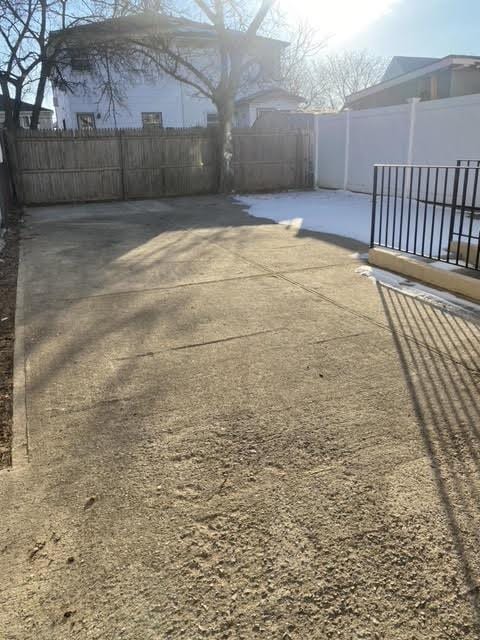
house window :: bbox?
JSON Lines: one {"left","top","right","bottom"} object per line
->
{"left": 142, "top": 112, "right": 163, "bottom": 128}
{"left": 20, "top": 115, "right": 31, "bottom": 129}
{"left": 77, "top": 113, "right": 96, "bottom": 130}
{"left": 256, "top": 108, "right": 277, "bottom": 119}
{"left": 70, "top": 50, "right": 92, "bottom": 72}
{"left": 206, "top": 112, "right": 219, "bottom": 127}
{"left": 259, "top": 53, "right": 280, "bottom": 81}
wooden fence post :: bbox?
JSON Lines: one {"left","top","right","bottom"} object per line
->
{"left": 118, "top": 129, "right": 126, "bottom": 200}
{"left": 4, "top": 130, "right": 24, "bottom": 209}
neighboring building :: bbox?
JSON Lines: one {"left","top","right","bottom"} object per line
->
{"left": 381, "top": 56, "right": 440, "bottom": 82}
{"left": 234, "top": 88, "right": 304, "bottom": 127}
{"left": 252, "top": 109, "right": 316, "bottom": 130}
{"left": 0, "top": 96, "right": 53, "bottom": 128}
{"left": 50, "top": 13, "right": 304, "bottom": 130}
{"left": 345, "top": 55, "right": 480, "bottom": 110}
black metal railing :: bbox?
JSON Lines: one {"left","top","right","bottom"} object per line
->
{"left": 370, "top": 163, "right": 480, "bottom": 271}
{"left": 458, "top": 159, "right": 480, "bottom": 168}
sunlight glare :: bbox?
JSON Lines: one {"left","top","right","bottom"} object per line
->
{"left": 278, "top": 0, "right": 401, "bottom": 44}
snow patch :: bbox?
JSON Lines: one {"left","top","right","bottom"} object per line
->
{"left": 236, "top": 189, "right": 480, "bottom": 258}
{"left": 356, "top": 264, "right": 480, "bottom": 317}
{"left": 236, "top": 190, "right": 372, "bottom": 243}
{"left": 236, "top": 189, "right": 480, "bottom": 318}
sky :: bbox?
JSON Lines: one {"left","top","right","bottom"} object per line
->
{"left": 42, "top": 0, "right": 480, "bottom": 110}
{"left": 279, "top": 0, "right": 480, "bottom": 59}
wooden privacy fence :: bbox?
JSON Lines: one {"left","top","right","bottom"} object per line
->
{"left": 10, "top": 127, "right": 313, "bottom": 205}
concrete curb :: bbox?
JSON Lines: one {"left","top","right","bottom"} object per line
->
{"left": 11, "top": 240, "right": 29, "bottom": 468}
{"left": 368, "top": 247, "right": 480, "bottom": 304}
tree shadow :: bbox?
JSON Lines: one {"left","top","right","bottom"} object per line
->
{"left": 6, "top": 194, "right": 480, "bottom": 636}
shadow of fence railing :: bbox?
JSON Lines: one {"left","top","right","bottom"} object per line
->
{"left": 378, "top": 282, "right": 480, "bottom": 624}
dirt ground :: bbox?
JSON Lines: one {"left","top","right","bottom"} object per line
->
{"left": 0, "top": 210, "right": 19, "bottom": 468}
{"left": 0, "top": 196, "right": 480, "bottom": 639}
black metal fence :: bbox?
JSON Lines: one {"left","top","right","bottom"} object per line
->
{"left": 370, "top": 163, "right": 480, "bottom": 271}
{"left": 458, "top": 159, "right": 480, "bottom": 169}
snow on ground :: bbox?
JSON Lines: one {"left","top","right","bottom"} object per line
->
{"left": 357, "top": 265, "right": 480, "bottom": 318}
{"left": 236, "top": 189, "right": 480, "bottom": 317}
{"left": 236, "top": 189, "right": 480, "bottom": 259}
{"left": 236, "top": 190, "right": 372, "bottom": 244}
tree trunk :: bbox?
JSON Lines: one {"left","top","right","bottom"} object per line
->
{"left": 30, "top": 64, "right": 49, "bottom": 130}
{"left": 217, "top": 97, "right": 235, "bottom": 194}
{"left": 12, "top": 83, "right": 22, "bottom": 129}
{"left": 4, "top": 129, "right": 24, "bottom": 208}
{"left": 0, "top": 80, "right": 14, "bottom": 130}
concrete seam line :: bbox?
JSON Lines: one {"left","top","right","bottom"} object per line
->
{"left": 59, "top": 271, "right": 275, "bottom": 302}
{"left": 275, "top": 272, "right": 480, "bottom": 374}
{"left": 171, "top": 327, "right": 287, "bottom": 351}
{"left": 12, "top": 238, "right": 29, "bottom": 469}
{"left": 56, "top": 264, "right": 351, "bottom": 304}
{"left": 183, "top": 226, "right": 479, "bottom": 374}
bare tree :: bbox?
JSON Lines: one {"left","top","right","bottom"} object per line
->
{"left": 133, "top": 0, "right": 277, "bottom": 192}
{"left": 48, "top": 1, "right": 279, "bottom": 190}
{"left": 2, "top": 0, "right": 288, "bottom": 192}
{"left": 279, "top": 20, "right": 325, "bottom": 109}
{"left": 0, "top": 0, "right": 130, "bottom": 130}
{"left": 311, "top": 50, "right": 387, "bottom": 111}
{"left": 0, "top": 0, "right": 41, "bottom": 128}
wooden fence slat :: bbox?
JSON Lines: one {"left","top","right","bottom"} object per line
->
{"left": 12, "top": 127, "right": 313, "bottom": 205}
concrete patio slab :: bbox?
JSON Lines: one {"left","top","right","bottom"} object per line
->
{"left": 1, "top": 195, "right": 480, "bottom": 639}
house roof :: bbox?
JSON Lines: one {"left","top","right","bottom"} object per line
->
{"left": 51, "top": 12, "right": 290, "bottom": 48}
{"left": 382, "top": 56, "right": 440, "bottom": 81}
{"left": 235, "top": 87, "right": 304, "bottom": 105}
{"left": 345, "top": 55, "right": 480, "bottom": 106}
{"left": 0, "top": 95, "right": 53, "bottom": 112}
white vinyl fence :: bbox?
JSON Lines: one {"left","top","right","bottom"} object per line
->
{"left": 315, "top": 93, "right": 480, "bottom": 195}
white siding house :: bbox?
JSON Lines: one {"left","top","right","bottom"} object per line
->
{"left": 51, "top": 14, "right": 304, "bottom": 130}
{"left": 0, "top": 97, "right": 53, "bottom": 129}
